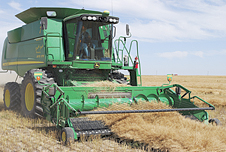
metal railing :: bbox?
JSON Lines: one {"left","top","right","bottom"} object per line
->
{"left": 113, "top": 37, "right": 142, "bottom": 85}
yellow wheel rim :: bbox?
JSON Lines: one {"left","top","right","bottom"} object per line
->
{"left": 5, "top": 89, "right": 10, "bottom": 108}
{"left": 25, "top": 83, "right": 34, "bottom": 111}
{"left": 62, "top": 131, "right": 66, "bottom": 142}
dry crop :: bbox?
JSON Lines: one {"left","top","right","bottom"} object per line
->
{"left": 0, "top": 75, "right": 226, "bottom": 151}
{"left": 0, "top": 86, "right": 143, "bottom": 152}
{"left": 89, "top": 102, "right": 226, "bottom": 151}
{"left": 81, "top": 80, "right": 129, "bottom": 91}
{"left": 0, "top": 107, "right": 144, "bottom": 152}
{"left": 142, "top": 75, "right": 226, "bottom": 106}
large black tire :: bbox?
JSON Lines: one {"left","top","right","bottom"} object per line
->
{"left": 3, "top": 82, "right": 21, "bottom": 111}
{"left": 20, "top": 69, "right": 54, "bottom": 118}
{"left": 61, "top": 127, "right": 74, "bottom": 145}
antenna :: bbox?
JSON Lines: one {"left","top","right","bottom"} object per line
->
{"left": 83, "top": 0, "right": 85, "bottom": 9}
{"left": 111, "top": 0, "right": 113, "bottom": 15}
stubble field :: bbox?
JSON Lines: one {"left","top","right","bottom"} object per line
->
{"left": 0, "top": 75, "right": 226, "bottom": 151}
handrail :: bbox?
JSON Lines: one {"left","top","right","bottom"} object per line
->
{"left": 158, "top": 84, "right": 214, "bottom": 109}
{"left": 113, "top": 37, "right": 142, "bottom": 85}
{"left": 191, "top": 96, "right": 215, "bottom": 109}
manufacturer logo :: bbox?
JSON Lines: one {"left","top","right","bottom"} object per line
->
{"left": 94, "top": 62, "right": 100, "bottom": 68}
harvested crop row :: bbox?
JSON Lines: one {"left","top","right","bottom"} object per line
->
{"left": 89, "top": 102, "right": 226, "bottom": 151}
{"left": 81, "top": 81, "right": 129, "bottom": 91}
{"left": 0, "top": 109, "right": 143, "bottom": 152}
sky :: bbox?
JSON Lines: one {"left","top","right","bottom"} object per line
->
{"left": 0, "top": 0, "right": 226, "bottom": 75}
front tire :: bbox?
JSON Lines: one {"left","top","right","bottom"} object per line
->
{"left": 61, "top": 127, "right": 74, "bottom": 145}
{"left": 3, "top": 82, "right": 21, "bottom": 111}
{"left": 20, "top": 69, "right": 54, "bottom": 118}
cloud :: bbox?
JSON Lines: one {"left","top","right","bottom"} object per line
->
{"left": 157, "top": 51, "right": 188, "bottom": 59}
{"left": 59, "top": 0, "right": 226, "bottom": 42}
{"left": 8, "top": 1, "right": 23, "bottom": 11}
{"left": 191, "top": 51, "right": 204, "bottom": 57}
{"left": 157, "top": 50, "right": 207, "bottom": 59}
{"left": 206, "top": 50, "right": 226, "bottom": 56}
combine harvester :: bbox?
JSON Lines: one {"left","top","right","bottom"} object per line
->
{"left": 2, "top": 7, "right": 218, "bottom": 144}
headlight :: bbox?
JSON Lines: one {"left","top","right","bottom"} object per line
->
{"left": 109, "top": 18, "right": 113, "bottom": 22}
{"left": 82, "top": 16, "right": 87, "bottom": 20}
{"left": 88, "top": 16, "right": 92, "bottom": 20}
{"left": 93, "top": 16, "right": 97, "bottom": 21}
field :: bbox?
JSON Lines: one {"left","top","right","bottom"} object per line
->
{"left": 0, "top": 75, "right": 226, "bottom": 151}
{"left": 141, "top": 75, "right": 226, "bottom": 127}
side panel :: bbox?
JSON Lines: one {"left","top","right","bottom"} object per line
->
{"left": 2, "top": 38, "right": 47, "bottom": 76}
{"left": 46, "top": 19, "right": 64, "bottom": 62}
{"left": 1, "top": 38, "right": 18, "bottom": 72}
{"left": 2, "top": 18, "right": 65, "bottom": 76}
{"left": 2, "top": 20, "right": 46, "bottom": 76}
{"left": 46, "top": 36, "right": 64, "bottom": 61}
{"left": 17, "top": 38, "right": 46, "bottom": 76}
{"left": 8, "top": 27, "right": 22, "bottom": 43}
{"left": 21, "top": 20, "right": 44, "bottom": 41}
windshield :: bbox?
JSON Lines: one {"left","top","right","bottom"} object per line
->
{"left": 64, "top": 20, "right": 113, "bottom": 61}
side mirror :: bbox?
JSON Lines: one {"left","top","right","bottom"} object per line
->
{"left": 41, "top": 17, "right": 48, "bottom": 30}
{"left": 126, "top": 24, "right": 130, "bottom": 36}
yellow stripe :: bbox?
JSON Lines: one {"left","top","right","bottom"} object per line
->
{"left": 34, "top": 73, "right": 43, "bottom": 76}
{"left": 3, "top": 61, "right": 44, "bottom": 66}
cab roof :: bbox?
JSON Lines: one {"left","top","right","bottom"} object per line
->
{"left": 16, "top": 7, "right": 102, "bottom": 24}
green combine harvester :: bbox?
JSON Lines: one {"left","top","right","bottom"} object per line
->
{"left": 2, "top": 7, "right": 218, "bottom": 144}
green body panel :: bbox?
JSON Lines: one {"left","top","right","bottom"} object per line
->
{"left": 2, "top": 18, "right": 65, "bottom": 76}
{"left": 72, "top": 61, "right": 112, "bottom": 69}
{"left": 8, "top": 27, "right": 22, "bottom": 43}
{"left": 20, "top": 20, "right": 45, "bottom": 41}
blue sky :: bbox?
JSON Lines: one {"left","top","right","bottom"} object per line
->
{"left": 0, "top": 0, "right": 226, "bottom": 75}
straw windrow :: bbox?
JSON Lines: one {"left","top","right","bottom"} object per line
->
{"left": 89, "top": 102, "right": 226, "bottom": 151}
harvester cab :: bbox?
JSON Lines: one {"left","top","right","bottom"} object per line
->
{"left": 2, "top": 7, "right": 219, "bottom": 144}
